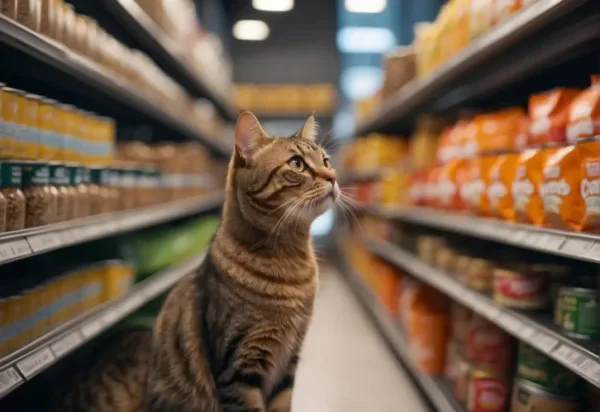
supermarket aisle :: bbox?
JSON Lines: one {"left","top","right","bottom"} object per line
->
{"left": 293, "top": 265, "right": 428, "bottom": 412}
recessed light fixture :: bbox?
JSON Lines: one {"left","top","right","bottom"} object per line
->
{"left": 345, "top": 0, "right": 386, "bottom": 13}
{"left": 253, "top": 0, "right": 294, "bottom": 12}
{"left": 337, "top": 27, "right": 396, "bottom": 53}
{"left": 233, "top": 20, "right": 270, "bottom": 41}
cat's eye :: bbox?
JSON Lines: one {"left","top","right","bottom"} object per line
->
{"left": 323, "top": 158, "right": 331, "bottom": 168}
{"left": 288, "top": 156, "right": 306, "bottom": 172}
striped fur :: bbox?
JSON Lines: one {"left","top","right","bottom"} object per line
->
{"left": 51, "top": 112, "right": 338, "bottom": 412}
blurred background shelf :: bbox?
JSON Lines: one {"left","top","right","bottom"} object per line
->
{"left": 0, "top": 252, "right": 205, "bottom": 398}
{"left": 334, "top": 236, "right": 465, "bottom": 412}
{"left": 364, "top": 205, "right": 600, "bottom": 263}
{"left": 354, "top": 0, "right": 599, "bottom": 135}
{"left": 363, "top": 237, "right": 600, "bottom": 389}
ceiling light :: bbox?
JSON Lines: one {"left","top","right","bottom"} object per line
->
{"left": 341, "top": 66, "right": 382, "bottom": 100}
{"left": 337, "top": 27, "right": 396, "bottom": 53}
{"left": 233, "top": 20, "right": 270, "bottom": 41}
{"left": 345, "top": 0, "right": 386, "bottom": 13}
{"left": 253, "top": 0, "right": 294, "bottom": 12}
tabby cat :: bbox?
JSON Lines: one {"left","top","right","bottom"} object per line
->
{"left": 53, "top": 111, "right": 339, "bottom": 412}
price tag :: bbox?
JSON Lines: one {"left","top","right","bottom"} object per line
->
{"left": 496, "top": 314, "right": 527, "bottom": 338}
{"left": 66, "top": 228, "right": 84, "bottom": 242}
{"left": 524, "top": 233, "right": 542, "bottom": 248}
{"left": 27, "top": 233, "right": 62, "bottom": 252}
{"left": 530, "top": 332, "right": 559, "bottom": 353}
{"left": 537, "top": 234, "right": 565, "bottom": 251}
{"left": 50, "top": 331, "right": 83, "bottom": 358}
{"left": 560, "top": 238, "right": 593, "bottom": 257}
{"left": 0, "top": 240, "right": 32, "bottom": 262}
{"left": 16, "top": 347, "right": 55, "bottom": 378}
{"left": 551, "top": 345, "right": 600, "bottom": 383}
{"left": 512, "top": 230, "right": 528, "bottom": 243}
{"left": 586, "top": 242, "right": 600, "bottom": 262}
{"left": 0, "top": 367, "right": 23, "bottom": 396}
{"left": 81, "top": 318, "right": 104, "bottom": 339}
{"left": 57, "top": 230, "right": 75, "bottom": 244}
{"left": 102, "top": 308, "right": 120, "bottom": 326}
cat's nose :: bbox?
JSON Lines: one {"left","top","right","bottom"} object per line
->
{"left": 324, "top": 171, "right": 337, "bottom": 184}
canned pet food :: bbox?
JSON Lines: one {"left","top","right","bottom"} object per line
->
{"left": 557, "top": 286, "right": 599, "bottom": 340}
{"left": 21, "top": 161, "right": 55, "bottom": 227}
{"left": 445, "top": 341, "right": 464, "bottom": 381}
{"left": 511, "top": 379, "right": 578, "bottom": 412}
{"left": 464, "top": 258, "right": 495, "bottom": 291}
{"left": 467, "top": 365, "right": 508, "bottom": 412}
{"left": 451, "top": 302, "right": 472, "bottom": 343}
{"left": 466, "top": 314, "right": 512, "bottom": 368}
{"left": 517, "top": 342, "right": 581, "bottom": 394}
{"left": 493, "top": 267, "right": 549, "bottom": 309}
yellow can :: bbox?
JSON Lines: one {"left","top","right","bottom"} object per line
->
{"left": 35, "top": 282, "right": 52, "bottom": 336}
{"left": 0, "top": 297, "right": 8, "bottom": 357}
{"left": 98, "top": 116, "right": 115, "bottom": 165}
{"left": 23, "top": 94, "right": 41, "bottom": 160}
{"left": 1, "top": 87, "right": 20, "bottom": 159}
{"left": 77, "top": 111, "right": 92, "bottom": 165}
{"left": 46, "top": 277, "right": 61, "bottom": 330}
{"left": 19, "top": 288, "right": 39, "bottom": 348}
{"left": 38, "top": 99, "right": 56, "bottom": 161}
{"left": 103, "top": 260, "right": 134, "bottom": 301}
{"left": 3, "top": 296, "right": 22, "bottom": 356}
{"left": 52, "top": 274, "right": 70, "bottom": 328}
{"left": 59, "top": 105, "right": 78, "bottom": 162}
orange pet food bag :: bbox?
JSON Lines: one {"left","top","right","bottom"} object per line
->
{"left": 512, "top": 146, "right": 546, "bottom": 225}
{"left": 529, "top": 88, "right": 582, "bottom": 145}
{"left": 576, "top": 137, "right": 600, "bottom": 231}
{"left": 539, "top": 144, "right": 583, "bottom": 230}
{"left": 487, "top": 150, "right": 519, "bottom": 221}
{"left": 567, "top": 75, "right": 600, "bottom": 142}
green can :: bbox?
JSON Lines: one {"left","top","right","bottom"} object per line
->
{"left": 557, "top": 286, "right": 599, "bottom": 340}
{"left": 516, "top": 342, "right": 582, "bottom": 394}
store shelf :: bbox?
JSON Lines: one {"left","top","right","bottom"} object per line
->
{"left": 355, "top": 0, "right": 598, "bottom": 135}
{"left": 0, "top": 191, "right": 223, "bottom": 266}
{"left": 366, "top": 204, "right": 600, "bottom": 263}
{"left": 340, "top": 169, "right": 394, "bottom": 185}
{"left": 364, "top": 237, "right": 600, "bottom": 389}
{"left": 100, "top": 0, "right": 237, "bottom": 121}
{"left": 335, "top": 239, "right": 464, "bottom": 412}
{"left": 0, "top": 251, "right": 205, "bottom": 398}
{"left": 0, "top": 15, "right": 231, "bottom": 158}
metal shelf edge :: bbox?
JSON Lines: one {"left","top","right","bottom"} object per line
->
{"left": 0, "top": 191, "right": 224, "bottom": 265}
{"left": 354, "top": 0, "right": 585, "bottom": 135}
{"left": 367, "top": 205, "right": 600, "bottom": 263}
{"left": 103, "top": 0, "right": 237, "bottom": 120}
{"left": 364, "top": 237, "right": 600, "bottom": 388}
{"left": 0, "top": 251, "right": 206, "bottom": 398}
{"left": 335, "top": 239, "right": 464, "bottom": 412}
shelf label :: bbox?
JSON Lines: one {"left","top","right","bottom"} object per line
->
{"left": 465, "top": 291, "right": 499, "bottom": 321}
{"left": 102, "top": 308, "right": 120, "bottom": 326}
{"left": 81, "top": 318, "right": 104, "bottom": 339}
{"left": 16, "top": 347, "right": 55, "bottom": 378}
{"left": 536, "top": 234, "right": 565, "bottom": 251}
{"left": 523, "top": 233, "right": 542, "bottom": 248}
{"left": 496, "top": 314, "right": 528, "bottom": 338}
{"left": 57, "top": 230, "right": 75, "bottom": 244}
{"left": 0, "top": 240, "right": 32, "bottom": 262}
{"left": 552, "top": 345, "right": 600, "bottom": 384}
{"left": 560, "top": 238, "right": 593, "bottom": 257}
{"left": 50, "top": 331, "right": 83, "bottom": 358}
{"left": 512, "top": 230, "right": 528, "bottom": 243}
{"left": 586, "top": 242, "right": 600, "bottom": 262}
{"left": 530, "top": 332, "right": 559, "bottom": 353}
{"left": 27, "top": 233, "right": 62, "bottom": 252}
{"left": 0, "top": 367, "right": 23, "bottom": 395}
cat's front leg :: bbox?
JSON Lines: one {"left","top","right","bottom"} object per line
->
{"left": 267, "top": 355, "right": 299, "bottom": 412}
{"left": 218, "top": 369, "right": 267, "bottom": 412}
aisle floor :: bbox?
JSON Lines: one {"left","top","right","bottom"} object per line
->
{"left": 292, "top": 265, "right": 429, "bottom": 412}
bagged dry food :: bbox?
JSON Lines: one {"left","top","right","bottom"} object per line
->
{"left": 487, "top": 150, "right": 519, "bottom": 220}
{"left": 409, "top": 170, "right": 428, "bottom": 206}
{"left": 539, "top": 144, "right": 583, "bottom": 230}
{"left": 476, "top": 108, "right": 527, "bottom": 152}
{"left": 529, "top": 88, "right": 582, "bottom": 145}
{"left": 575, "top": 137, "right": 600, "bottom": 231}
{"left": 566, "top": 75, "right": 600, "bottom": 142}
{"left": 494, "top": 0, "right": 522, "bottom": 23}
{"left": 512, "top": 146, "right": 546, "bottom": 225}
{"left": 465, "top": 153, "right": 496, "bottom": 216}
{"left": 469, "top": 0, "right": 494, "bottom": 40}
{"left": 427, "top": 165, "right": 443, "bottom": 208}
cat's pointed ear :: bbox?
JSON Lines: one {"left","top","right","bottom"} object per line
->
{"left": 235, "top": 111, "right": 269, "bottom": 162}
{"left": 295, "top": 115, "right": 318, "bottom": 142}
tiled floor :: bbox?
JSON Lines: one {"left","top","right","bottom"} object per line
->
{"left": 293, "top": 266, "right": 429, "bottom": 412}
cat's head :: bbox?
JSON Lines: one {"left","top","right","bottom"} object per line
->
{"left": 229, "top": 111, "right": 339, "bottom": 231}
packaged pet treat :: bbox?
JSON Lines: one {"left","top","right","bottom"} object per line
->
{"left": 512, "top": 146, "right": 546, "bottom": 225}
{"left": 488, "top": 149, "right": 519, "bottom": 221}
{"left": 566, "top": 75, "right": 600, "bottom": 142}
{"left": 529, "top": 88, "right": 582, "bottom": 145}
